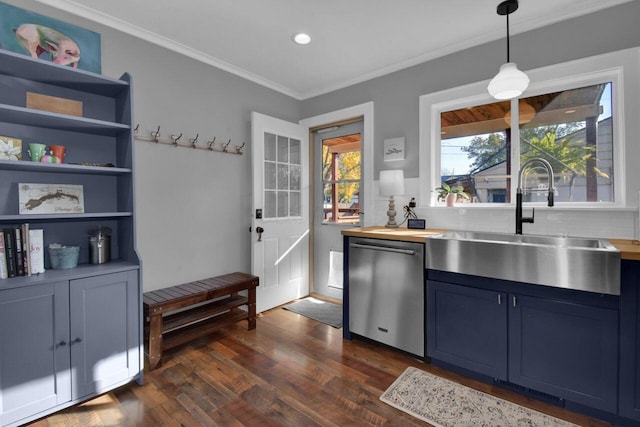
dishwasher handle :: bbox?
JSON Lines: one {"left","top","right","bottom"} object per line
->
{"left": 350, "top": 242, "right": 416, "bottom": 255}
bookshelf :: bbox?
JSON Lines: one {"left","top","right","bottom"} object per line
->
{"left": 0, "top": 49, "right": 142, "bottom": 426}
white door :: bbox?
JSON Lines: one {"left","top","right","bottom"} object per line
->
{"left": 251, "top": 112, "right": 309, "bottom": 313}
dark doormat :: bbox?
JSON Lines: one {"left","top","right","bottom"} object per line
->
{"left": 283, "top": 297, "right": 343, "bottom": 328}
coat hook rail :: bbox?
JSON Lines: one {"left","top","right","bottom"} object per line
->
{"left": 134, "top": 124, "right": 244, "bottom": 155}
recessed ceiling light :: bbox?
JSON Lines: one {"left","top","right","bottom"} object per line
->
{"left": 565, "top": 109, "right": 576, "bottom": 114}
{"left": 292, "top": 33, "right": 311, "bottom": 45}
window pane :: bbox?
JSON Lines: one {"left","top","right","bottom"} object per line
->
{"left": 290, "top": 191, "right": 301, "bottom": 217}
{"left": 290, "top": 139, "right": 301, "bottom": 165}
{"left": 265, "top": 133, "right": 276, "bottom": 161}
{"left": 519, "top": 82, "right": 614, "bottom": 203}
{"left": 440, "top": 100, "right": 510, "bottom": 204}
{"left": 264, "top": 162, "right": 276, "bottom": 190}
{"left": 322, "top": 182, "right": 360, "bottom": 224}
{"left": 277, "top": 136, "right": 289, "bottom": 163}
{"left": 277, "top": 191, "right": 289, "bottom": 217}
{"left": 264, "top": 190, "right": 276, "bottom": 218}
{"left": 290, "top": 165, "right": 301, "bottom": 190}
{"left": 277, "top": 164, "right": 289, "bottom": 190}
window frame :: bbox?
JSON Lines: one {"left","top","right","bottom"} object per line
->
{"left": 419, "top": 49, "right": 633, "bottom": 209}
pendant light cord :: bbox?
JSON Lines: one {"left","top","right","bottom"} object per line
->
{"left": 506, "top": 12, "right": 510, "bottom": 62}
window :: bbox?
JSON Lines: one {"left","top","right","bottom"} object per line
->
{"left": 321, "top": 134, "right": 361, "bottom": 224}
{"left": 439, "top": 83, "right": 614, "bottom": 204}
{"left": 419, "top": 50, "right": 631, "bottom": 208}
{"left": 264, "top": 132, "right": 301, "bottom": 218}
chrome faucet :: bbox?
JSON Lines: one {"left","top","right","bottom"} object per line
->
{"left": 516, "top": 158, "right": 554, "bottom": 234}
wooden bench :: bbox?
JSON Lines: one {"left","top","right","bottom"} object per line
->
{"left": 143, "top": 272, "right": 259, "bottom": 370}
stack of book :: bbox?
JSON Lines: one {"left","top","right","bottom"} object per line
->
{"left": 0, "top": 224, "right": 45, "bottom": 279}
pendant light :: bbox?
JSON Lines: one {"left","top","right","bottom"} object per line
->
{"left": 487, "top": 0, "right": 530, "bottom": 100}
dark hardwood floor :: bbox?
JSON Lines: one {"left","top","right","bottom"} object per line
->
{"left": 28, "top": 303, "right": 611, "bottom": 426}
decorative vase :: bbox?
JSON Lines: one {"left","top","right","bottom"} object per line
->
{"left": 446, "top": 193, "right": 456, "bottom": 207}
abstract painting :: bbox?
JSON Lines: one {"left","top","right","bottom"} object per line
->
{"left": 0, "top": 1, "right": 101, "bottom": 73}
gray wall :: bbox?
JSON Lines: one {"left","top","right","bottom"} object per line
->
{"left": 7, "top": 0, "right": 301, "bottom": 291}
{"left": 301, "top": 0, "right": 640, "bottom": 180}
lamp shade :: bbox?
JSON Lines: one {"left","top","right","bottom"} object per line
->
{"left": 379, "top": 169, "right": 405, "bottom": 196}
{"left": 488, "top": 62, "right": 530, "bottom": 100}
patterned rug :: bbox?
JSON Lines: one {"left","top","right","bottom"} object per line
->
{"left": 380, "top": 367, "right": 579, "bottom": 427}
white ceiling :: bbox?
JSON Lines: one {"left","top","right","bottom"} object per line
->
{"left": 35, "top": 0, "right": 634, "bottom": 100}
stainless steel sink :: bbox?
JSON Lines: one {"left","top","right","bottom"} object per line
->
{"left": 426, "top": 230, "right": 621, "bottom": 295}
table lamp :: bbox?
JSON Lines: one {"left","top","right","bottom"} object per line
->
{"left": 379, "top": 169, "right": 405, "bottom": 228}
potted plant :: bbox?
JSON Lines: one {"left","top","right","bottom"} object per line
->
{"left": 435, "top": 182, "right": 470, "bottom": 206}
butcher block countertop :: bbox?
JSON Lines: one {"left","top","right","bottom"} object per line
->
{"left": 342, "top": 227, "right": 640, "bottom": 261}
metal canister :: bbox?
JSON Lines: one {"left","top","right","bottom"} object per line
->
{"left": 89, "top": 226, "right": 111, "bottom": 264}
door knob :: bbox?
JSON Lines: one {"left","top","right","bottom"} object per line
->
{"left": 256, "top": 227, "right": 264, "bottom": 241}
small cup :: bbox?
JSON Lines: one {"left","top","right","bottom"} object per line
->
{"left": 28, "top": 143, "right": 46, "bottom": 162}
{"left": 49, "top": 145, "right": 66, "bottom": 163}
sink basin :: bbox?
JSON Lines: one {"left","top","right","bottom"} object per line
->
{"left": 426, "top": 231, "right": 620, "bottom": 295}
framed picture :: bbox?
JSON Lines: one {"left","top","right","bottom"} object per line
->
{"left": 0, "top": 135, "right": 22, "bottom": 160}
{"left": 383, "top": 137, "right": 405, "bottom": 162}
{"left": 0, "top": 1, "right": 101, "bottom": 73}
{"left": 19, "top": 183, "right": 85, "bottom": 214}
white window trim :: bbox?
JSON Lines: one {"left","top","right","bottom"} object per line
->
{"left": 419, "top": 47, "right": 639, "bottom": 209}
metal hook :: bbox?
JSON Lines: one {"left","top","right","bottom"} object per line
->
{"left": 151, "top": 125, "right": 161, "bottom": 142}
{"left": 170, "top": 133, "right": 182, "bottom": 146}
{"left": 222, "top": 139, "right": 231, "bottom": 152}
{"left": 236, "top": 142, "right": 245, "bottom": 153}
{"left": 189, "top": 134, "right": 199, "bottom": 148}
{"left": 207, "top": 137, "right": 216, "bottom": 150}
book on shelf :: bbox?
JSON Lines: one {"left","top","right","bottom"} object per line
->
{"left": 21, "top": 223, "right": 30, "bottom": 276}
{"left": 13, "top": 226, "right": 24, "bottom": 276}
{"left": 2, "top": 228, "right": 16, "bottom": 278}
{"left": 0, "top": 234, "right": 7, "bottom": 279}
{"left": 29, "top": 228, "right": 45, "bottom": 274}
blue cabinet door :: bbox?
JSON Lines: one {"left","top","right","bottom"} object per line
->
{"left": 620, "top": 260, "right": 640, "bottom": 421}
{"left": 427, "top": 280, "right": 508, "bottom": 380}
{"left": 0, "top": 282, "right": 71, "bottom": 426}
{"left": 70, "top": 271, "right": 141, "bottom": 399}
{"left": 509, "top": 294, "right": 618, "bottom": 413}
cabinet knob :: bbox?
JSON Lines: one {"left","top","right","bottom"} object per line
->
{"left": 70, "top": 337, "right": 83, "bottom": 345}
{"left": 56, "top": 340, "right": 67, "bottom": 348}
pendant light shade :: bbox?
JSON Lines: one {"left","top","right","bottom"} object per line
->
{"left": 488, "top": 0, "right": 529, "bottom": 100}
{"left": 488, "top": 62, "right": 530, "bottom": 100}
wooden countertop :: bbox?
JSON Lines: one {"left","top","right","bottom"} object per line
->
{"left": 342, "top": 227, "right": 640, "bottom": 261}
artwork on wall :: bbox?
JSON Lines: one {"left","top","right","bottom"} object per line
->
{"left": 0, "top": 1, "right": 101, "bottom": 73}
{"left": 383, "top": 137, "right": 405, "bottom": 162}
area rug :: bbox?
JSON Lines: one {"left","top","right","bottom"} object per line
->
{"left": 380, "top": 367, "right": 579, "bottom": 427}
{"left": 283, "top": 297, "right": 342, "bottom": 328}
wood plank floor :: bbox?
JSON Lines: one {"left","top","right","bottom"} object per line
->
{"left": 28, "top": 303, "right": 612, "bottom": 427}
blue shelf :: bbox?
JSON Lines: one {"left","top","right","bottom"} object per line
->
{"left": 0, "top": 48, "right": 129, "bottom": 96}
{"left": 0, "top": 104, "right": 129, "bottom": 136}
{"left": 0, "top": 160, "right": 131, "bottom": 175}
{"left": 0, "top": 212, "right": 132, "bottom": 222}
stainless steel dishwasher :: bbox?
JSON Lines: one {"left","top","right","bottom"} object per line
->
{"left": 348, "top": 237, "right": 424, "bottom": 357}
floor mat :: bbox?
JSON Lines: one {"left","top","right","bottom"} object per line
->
{"left": 380, "top": 366, "right": 579, "bottom": 427}
{"left": 283, "top": 297, "right": 343, "bottom": 328}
